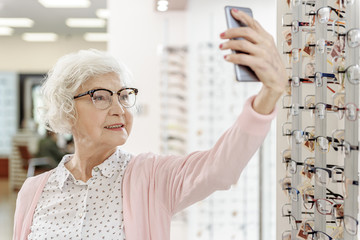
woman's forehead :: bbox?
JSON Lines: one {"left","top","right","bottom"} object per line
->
{"left": 80, "top": 73, "right": 125, "bottom": 90}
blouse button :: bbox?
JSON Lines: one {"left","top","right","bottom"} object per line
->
{"left": 79, "top": 213, "right": 83, "bottom": 218}
{"left": 94, "top": 167, "right": 99, "bottom": 172}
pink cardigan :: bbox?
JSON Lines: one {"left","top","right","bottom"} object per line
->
{"left": 13, "top": 96, "right": 276, "bottom": 240}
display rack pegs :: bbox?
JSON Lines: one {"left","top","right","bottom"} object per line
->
{"left": 289, "top": 1, "right": 303, "bottom": 239}
{"left": 343, "top": 0, "right": 359, "bottom": 239}
{"left": 313, "top": 0, "right": 328, "bottom": 234}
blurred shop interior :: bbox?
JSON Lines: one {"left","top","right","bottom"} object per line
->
{"left": 0, "top": 0, "right": 278, "bottom": 240}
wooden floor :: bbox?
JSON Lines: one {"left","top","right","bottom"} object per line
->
{"left": 0, "top": 178, "right": 17, "bottom": 240}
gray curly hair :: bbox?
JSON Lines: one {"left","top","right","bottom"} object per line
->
{"left": 39, "top": 49, "right": 133, "bottom": 134}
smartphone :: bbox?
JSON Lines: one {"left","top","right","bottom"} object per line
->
{"left": 224, "top": 6, "right": 259, "bottom": 82}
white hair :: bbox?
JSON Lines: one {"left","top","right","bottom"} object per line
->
{"left": 39, "top": 49, "right": 134, "bottom": 134}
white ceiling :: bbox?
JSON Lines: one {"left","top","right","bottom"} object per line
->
{"left": 0, "top": 0, "right": 107, "bottom": 37}
{"left": 0, "top": 0, "right": 187, "bottom": 38}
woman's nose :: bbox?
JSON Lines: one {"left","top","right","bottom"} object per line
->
{"left": 109, "top": 95, "right": 125, "bottom": 115}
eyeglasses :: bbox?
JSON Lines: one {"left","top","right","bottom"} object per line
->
{"left": 337, "top": 64, "right": 360, "bottom": 85}
{"left": 344, "top": 215, "right": 359, "bottom": 235}
{"left": 281, "top": 230, "right": 291, "bottom": 240}
{"left": 335, "top": 28, "right": 360, "bottom": 48}
{"left": 73, "top": 88, "right": 138, "bottom": 110}
{"left": 305, "top": 39, "right": 335, "bottom": 54}
{"left": 282, "top": 13, "right": 312, "bottom": 33}
{"left": 304, "top": 165, "right": 344, "bottom": 185}
{"left": 309, "top": 230, "right": 334, "bottom": 240}
{"left": 341, "top": 173, "right": 359, "bottom": 199}
{"left": 316, "top": 6, "right": 345, "bottom": 24}
{"left": 288, "top": 214, "right": 303, "bottom": 230}
{"left": 284, "top": 158, "right": 303, "bottom": 174}
{"left": 335, "top": 214, "right": 359, "bottom": 235}
{"left": 286, "top": 187, "right": 301, "bottom": 201}
{"left": 303, "top": 196, "right": 338, "bottom": 215}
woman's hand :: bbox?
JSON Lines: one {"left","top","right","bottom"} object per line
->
{"left": 220, "top": 8, "right": 287, "bottom": 115}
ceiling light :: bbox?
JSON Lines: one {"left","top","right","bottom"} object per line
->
{"left": 96, "top": 9, "right": 110, "bottom": 19}
{"left": 66, "top": 18, "right": 106, "bottom": 28}
{"left": 0, "top": 18, "right": 34, "bottom": 27}
{"left": 157, "top": 5, "right": 168, "bottom": 11}
{"left": 157, "top": 0, "right": 169, "bottom": 6}
{"left": 38, "top": 0, "right": 90, "bottom": 8}
{"left": 0, "top": 27, "right": 13, "bottom": 36}
{"left": 84, "top": 33, "right": 108, "bottom": 42}
{"left": 22, "top": 33, "right": 58, "bottom": 42}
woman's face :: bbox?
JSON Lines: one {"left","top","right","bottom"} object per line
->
{"left": 72, "top": 72, "right": 134, "bottom": 149}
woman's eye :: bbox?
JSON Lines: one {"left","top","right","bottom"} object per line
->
{"left": 94, "top": 96, "right": 106, "bottom": 101}
{"left": 120, "top": 95, "right": 129, "bottom": 101}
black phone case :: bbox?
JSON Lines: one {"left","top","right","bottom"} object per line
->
{"left": 224, "top": 6, "right": 259, "bottom": 82}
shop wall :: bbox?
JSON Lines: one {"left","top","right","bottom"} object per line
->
{"left": 0, "top": 37, "right": 106, "bottom": 73}
{"left": 108, "top": 0, "right": 187, "bottom": 155}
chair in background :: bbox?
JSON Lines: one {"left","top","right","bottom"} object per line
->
{"left": 17, "top": 145, "right": 58, "bottom": 177}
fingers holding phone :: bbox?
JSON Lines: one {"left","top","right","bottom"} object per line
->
{"left": 222, "top": 6, "right": 287, "bottom": 95}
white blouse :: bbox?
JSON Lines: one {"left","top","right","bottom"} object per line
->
{"left": 28, "top": 147, "right": 132, "bottom": 240}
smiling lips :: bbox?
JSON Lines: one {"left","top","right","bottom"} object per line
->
{"left": 104, "top": 124, "right": 124, "bottom": 129}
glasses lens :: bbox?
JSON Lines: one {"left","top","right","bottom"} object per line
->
{"left": 316, "top": 199, "right": 332, "bottom": 215}
{"left": 347, "top": 65, "right": 360, "bottom": 85}
{"left": 317, "top": 137, "right": 329, "bottom": 152}
{"left": 333, "top": 204, "right": 344, "bottom": 226}
{"left": 290, "top": 215, "right": 298, "bottom": 230}
{"left": 315, "top": 103, "right": 326, "bottom": 119}
{"left": 282, "top": 149, "right": 291, "bottom": 163}
{"left": 290, "top": 188, "right": 299, "bottom": 201}
{"left": 291, "top": 48, "right": 300, "bottom": 62}
{"left": 342, "top": 179, "right": 348, "bottom": 199}
{"left": 92, "top": 90, "right": 112, "bottom": 109}
{"left": 291, "top": 20, "right": 299, "bottom": 33}
{"left": 282, "top": 204, "right": 291, "bottom": 217}
{"left": 291, "top": 103, "right": 301, "bottom": 116}
{"left": 331, "top": 168, "right": 344, "bottom": 182}
{"left": 303, "top": 192, "right": 314, "bottom": 209}
{"left": 292, "top": 0, "right": 301, "bottom": 6}
{"left": 315, "top": 168, "right": 329, "bottom": 185}
{"left": 347, "top": 29, "right": 360, "bottom": 48}
{"left": 289, "top": 160, "right": 297, "bottom": 174}
{"left": 119, "top": 89, "right": 137, "bottom": 108}
{"left": 282, "top": 231, "right": 291, "bottom": 240}
{"left": 338, "top": 102, "right": 345, "bottom": 120}
{"left": 346, "top": 0, "right": 355, "bottom": 6}
{"left": 316, "top": 231, "right": 330, "bottom": 240}
{"left": 344, "top": 215, "right": 358, "bottom": 235}
{"left": 293, "top": 130, "right": 304, "bottom": 144}
{"left": 317, "top": 7, "right": 330, "bottom": 24}
{"left": 315, "top": 72, "right": 323, "bottom": 87}
{"left": 345, "top": 103, "right": 358, "bottom": 121}
{"left": 317, "top": 39, "right": 326, "bottom": 53}
{"left": 291, "top": 76, "right": 300, "bottom": 87}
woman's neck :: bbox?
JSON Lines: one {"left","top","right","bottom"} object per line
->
{"left": 65, "top": 145, "right": 116, "bottom": 182}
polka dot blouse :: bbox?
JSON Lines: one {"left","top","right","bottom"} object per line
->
{"left": 28, "top": 147, "right": 132, "bottom": 240}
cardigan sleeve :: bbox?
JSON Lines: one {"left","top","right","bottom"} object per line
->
{"left": 139, "top": 95, "right": 277, "bottom": 215}
{"left": 13, "top": 171, "right": 53, "bottom": 240}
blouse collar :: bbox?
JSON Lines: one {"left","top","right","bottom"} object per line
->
{"left": 54, "top": 147, "right": 132, "bottom": 190}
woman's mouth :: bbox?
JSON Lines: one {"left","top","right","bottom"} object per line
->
{"left": 104, "top": 124, "right": 124, "bottom": 130}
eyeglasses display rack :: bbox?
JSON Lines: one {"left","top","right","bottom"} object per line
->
{"left": 160, "top": 46, "right": 188, "bottom": 156}
{"left": 288, "top": 1, "right": 304, "bottom": 239}
{"left": 279, "top": 0, "right": 360, "bottom": 239}
{"left": 343, "top": 1, "right": 359, "bottom": 240}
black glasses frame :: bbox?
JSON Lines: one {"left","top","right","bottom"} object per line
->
{"left": 73, "top": 87, "right": 139, "bottom": 108}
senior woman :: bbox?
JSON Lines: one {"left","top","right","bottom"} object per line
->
{"left": 13, "top": 10, "right": 286, "bottom": 240}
